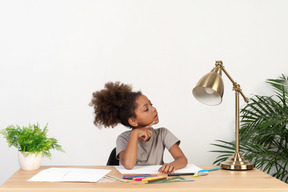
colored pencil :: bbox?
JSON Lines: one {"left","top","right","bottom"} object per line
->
{"left": 168, "top": 172, "right": 195, "bottom": 176}
{"left": 142, "top": 176, "right": 164, "bottom": 182}
{"left": 133, "top": 176, "right": 158, "bottom": 181}
{"left": 147, "top": 177, "right": 167, "bottom": 183}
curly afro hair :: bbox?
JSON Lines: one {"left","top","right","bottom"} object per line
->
{"left": 90, "top": 82, "right": 142, "bottom": 128}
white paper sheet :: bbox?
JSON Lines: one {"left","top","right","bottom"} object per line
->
{"left": 114, "top": 164, "right": 203, "bottom": 174}
{"left": 28, "top": 168, "right": 111, "bottom": 182}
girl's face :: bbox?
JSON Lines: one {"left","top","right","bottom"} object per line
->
{"left": 132, "top": 95, "right": 159, "bottom": 128}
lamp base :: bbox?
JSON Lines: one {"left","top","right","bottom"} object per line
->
{"left": 221, "top": 152, "right": 254, "bottom": 170}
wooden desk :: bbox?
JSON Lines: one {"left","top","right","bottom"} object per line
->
{"left": 0, "top": 166, "right": 287, "bottom": 192}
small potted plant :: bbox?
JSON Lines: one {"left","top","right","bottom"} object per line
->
{"left": 0, "top": 123, "right": 64, "bottom": 170}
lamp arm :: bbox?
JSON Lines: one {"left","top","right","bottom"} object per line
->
{"left": 216, "top": 61, "right": 249, "bottom": 103}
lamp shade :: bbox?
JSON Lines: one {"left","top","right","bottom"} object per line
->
{"left": 192, "top": 66, "right": 224, "bottom": 106}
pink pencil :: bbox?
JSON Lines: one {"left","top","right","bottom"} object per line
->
{"left": 133, "top": 176, "right": 158, "bottom": 181}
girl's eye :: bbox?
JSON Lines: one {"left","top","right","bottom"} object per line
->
{"left": 144, "top": 108, "right": 149, "bottom": 112}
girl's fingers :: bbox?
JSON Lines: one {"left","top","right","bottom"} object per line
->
{"left": 148, "top": 130, "right": 152, "bottom": 137}
{"left": 169, "top": 166, "right": 175, "bottom": 174}
{"left": 137, "top": 122, "right": 155, "bottom": 142}
{"left": 140, "top": 129, "right": 152, "bottom": 141}
{"left": 158, "top": 164, "right": 175, "bottom": 174}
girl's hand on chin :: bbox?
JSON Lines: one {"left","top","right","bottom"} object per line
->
{"left": 136, "top": 121, "right": 156, "bottom": 142}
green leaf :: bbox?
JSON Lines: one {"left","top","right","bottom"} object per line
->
{"left": 0, "top": 123, "right": 65, "bottom": 159}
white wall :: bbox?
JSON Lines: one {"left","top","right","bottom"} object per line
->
{"left": 1, "top": 0, "right": 287, "bottom": 185}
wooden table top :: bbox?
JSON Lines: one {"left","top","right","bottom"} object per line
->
{"left": 0, "top": 165, "right": 287, "bottom": 192}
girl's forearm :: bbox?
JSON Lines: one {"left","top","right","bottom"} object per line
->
{"left": 120, "top": 130, "right": 139, "bottom": 169}
{"left": 169, "top": 156, "right": 188, "bottom": 170}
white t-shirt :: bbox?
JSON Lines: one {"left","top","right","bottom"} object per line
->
{"left": 116, "top": 127, "right": 180, "bottom": 165}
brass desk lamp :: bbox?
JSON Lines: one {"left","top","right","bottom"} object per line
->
{"left": 192, "top": 61, "right": 254, "bottom": 170}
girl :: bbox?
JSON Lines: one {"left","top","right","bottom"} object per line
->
{"left": 90, "top": 82, "right": 187, "bottom": 174}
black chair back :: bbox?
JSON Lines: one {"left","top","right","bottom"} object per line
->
{"left": 106, "top": 147, "right": 119, "bottom": 166}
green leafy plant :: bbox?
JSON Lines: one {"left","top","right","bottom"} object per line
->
{"left": 211, "top": 74, "right": 288, "bottom": 183}
{"left": 0, "top": 123, "right": 64, "bottom": 158}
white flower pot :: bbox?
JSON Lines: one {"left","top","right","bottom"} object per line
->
{"left": 18, "top": 151, "right": 43, "bottom": 170}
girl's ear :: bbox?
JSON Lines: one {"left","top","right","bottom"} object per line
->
{"left": 128, "top": 117, "right": 138, "bottom": 127}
